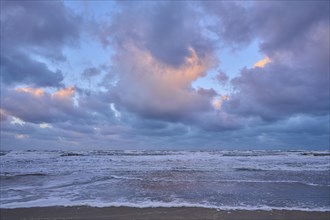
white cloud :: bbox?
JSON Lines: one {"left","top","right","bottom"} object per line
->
{"left": 11, "top": 117, "right": 26, "bottom": 126}
{"left": 15, "top": 134, "right": 29, "bottom": 139}
{"left": 40, "top": 122, "right": 53, "bottom": 129}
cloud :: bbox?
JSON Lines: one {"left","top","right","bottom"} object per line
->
{"left": 253, "top": 1, "right": 329, "bottom": 55}
{"left": 54, "top": 86, "right": 75, "bottom": 99}
{"left": 212, "top": 95, "right": 230, "bottom": 110}
{"left": 0, "top": 0, "right": 81, "bottom": 87}
{"left": 88, "top": 1, "right": 329, "bottom": 143}
{"left": 226, "top": 59, "right": 329, "bottom": 121}
{"left": 224, "top": 1, "right": 329, "bottom": 121}
{"left": 16, "top": 88, "right": 45, "bottom": 97}
{"left": 81, "top": 67, "right": 102, "bottom": 79}
{"left": 253, "top": 56, "right": 271, "bottom": 68}
{"left": 201, "top": 2, "right": 255, "bottom": 47}
{"left": 108, "top": 44, "right": 216, "bottom": 122}
{"left": 2, "top": 86, "right": 84, "bottom": 124}
{"left": 215, "top": 70, "right": 229, "bottom": 85}
{"left": 15, "top": 134, "right": 29, "bottom": 139}
{"left": 1, "top": 1, "right": 81, "bottom": 59}
{"left": 40, "top": 123, "right": 52, "bottom": 129}
{"left": 1, "top": 51, "right": 64, "bottom": 87}
{"left": 0, "top": 109, "right": 8, "bottom": 122}
{"left": 95, "top": 2, "right": 231, "bottom": 126}
{"left": 10, "top": 117, "right": 26, "bottom": 126}
{"left": 1, "top": 1, "right": 328, "bottom": 150}
{"left": 101, "top": 2, "right": 213, "bottom": 67}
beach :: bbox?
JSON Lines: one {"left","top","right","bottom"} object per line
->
{"left": 1, "top": 206, "right": 329, "bottom": 220}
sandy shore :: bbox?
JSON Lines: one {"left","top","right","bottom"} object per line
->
{"left": 1, "top": 206, "right": 329, "bottom": 220}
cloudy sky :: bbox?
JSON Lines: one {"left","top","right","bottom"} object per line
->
{"left": 1, "top": 1, "right": 329, "bottom": 150}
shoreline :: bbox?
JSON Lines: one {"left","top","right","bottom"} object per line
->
{"left": 1, "top": 206, "right": 329, "bottom": 220}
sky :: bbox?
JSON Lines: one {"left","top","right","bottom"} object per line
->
{"left": 0, "top": 1, "right": 329, "bottom": 150}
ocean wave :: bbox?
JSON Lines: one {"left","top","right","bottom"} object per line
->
{"left": 1, "top": 199, "right": 329, "bottom": 212}
{"left": 2, "top": 149, "right": 329, "bottom": 158}
{"left": 301, "top": 152, "right": 330, "bottom": 156}
{"left": 232, "top": 165, "right": 329, "bottom": 172}
{"left": 44, "top": 176, "right": 114, "bottom": 189}
{"left": 234, "top": 168, "right": 264, "bottom": 172}
{"left": 60, "top": 153, "right": 86, "bottom": 157}
{"left": 146, "top": 178, "right": 329, "bottom": 187}
{"left": 0, "top": 173, "right": 48, "bottom": 178}
{"left": 218, "top": 179, "right": 330, "bottom": 187}
{"left": 0, "top": 151, "right": 9, "bottom": 156}
{"left": 110, "top": 175, "right": 143, "bottom": 180}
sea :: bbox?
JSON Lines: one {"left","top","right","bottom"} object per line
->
{"left": 0, "top": 150, "right": 329, "bottom": 211}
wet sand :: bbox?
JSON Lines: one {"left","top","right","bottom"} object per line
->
{"left": 1, "top": 206, "right": 329, "bottom": 220}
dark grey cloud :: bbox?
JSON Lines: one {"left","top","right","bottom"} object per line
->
{"left": 101, "top": 1, "right": 213, "bottom": 67}
{"left": 0, "top": 119, "right": 97, "bottom": 149}
{"left": 1, "top": 52, "right": 64, "bottom": 87}
{"left": 215, "top": 70, "right": 229, "bottom": 85}
{"left": 226, "top": 62, "right": 329, "bottom": 121}
{"left": 253, "top": 1, "right": 329, "bottom": 55}
{"left": 0, "top": 0, "right": 81, "bottom": 87}
{"left": 202, "top": 2, "right": 255, "bottom": 48}
{"left": 136, "top": 123, "right": 189, "bottom": 137}
{"left": 1, "top": 0, "right": 81, "bottom": 60}
{"left": 2, "top": 113, "right": 328, "bottom": 150}
{"left": 197, "top": 88, "right": 218, "bottom": 97}
{"left": 187, "top": 112, "right": 245, "bottom": 132}
{"left": 144, "top": 2, "right": 212, "bottom": 66}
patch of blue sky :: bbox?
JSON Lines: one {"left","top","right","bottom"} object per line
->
{"left": 218, "top": 39, "right": 263, "bottom": 78}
